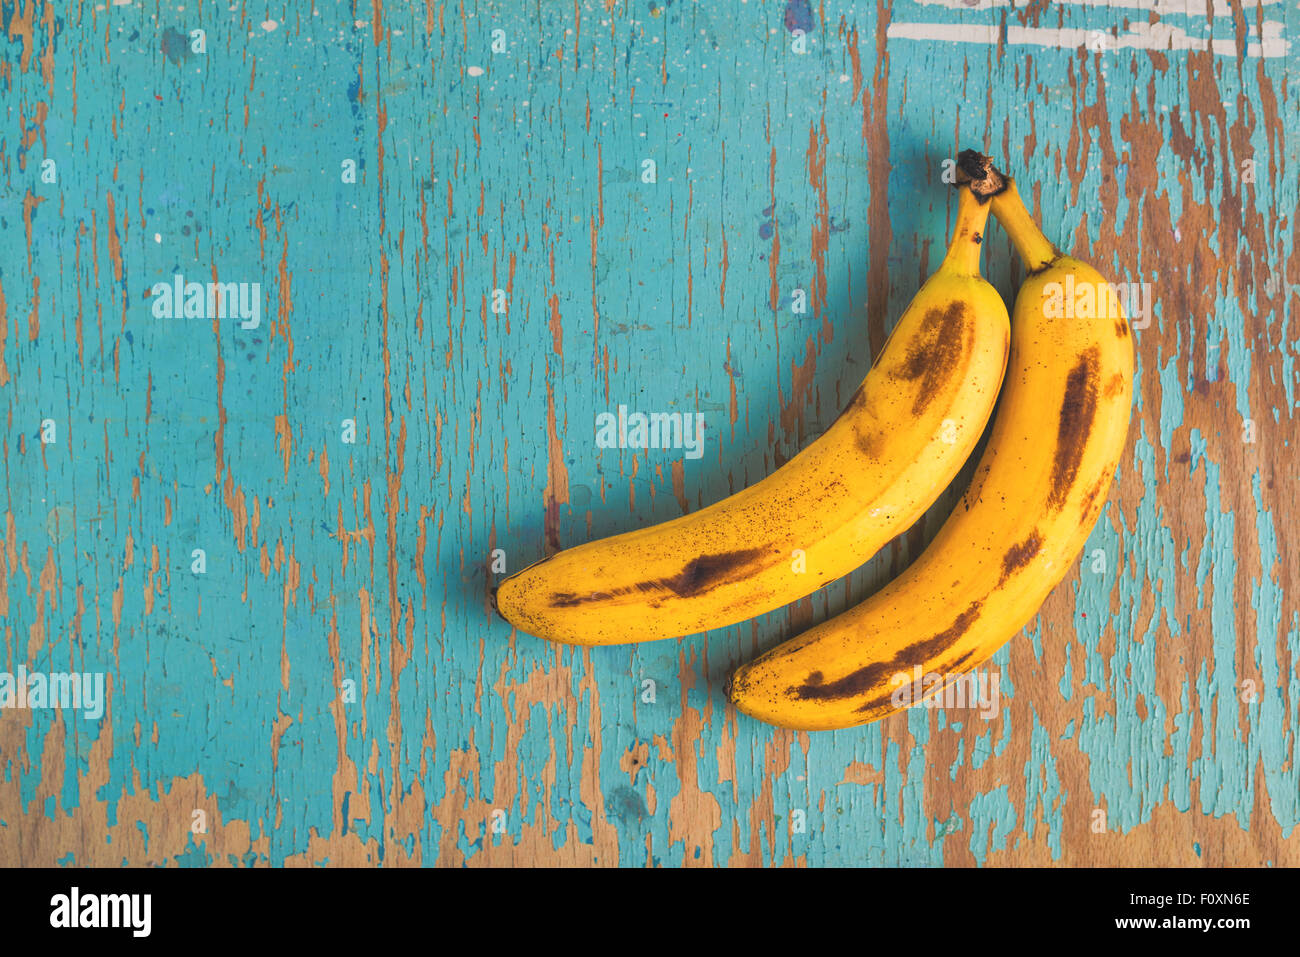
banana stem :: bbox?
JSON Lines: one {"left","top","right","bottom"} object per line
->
{"left": 940, "top": 184, "right": 992, "bottom": 276}
{"left": 989, "top": 177, "right": 1059, "bottom": 273}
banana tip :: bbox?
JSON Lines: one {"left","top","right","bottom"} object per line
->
{"left": 955, "top": 149, "right": 1007, "bottom": 200}
{"left": 725, "top": 665, "right": 750, "bottom": 708}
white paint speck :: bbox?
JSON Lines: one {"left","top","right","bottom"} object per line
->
{"left": 468, "top": 65, "right": 485, "bottom": 77}
{"left": 839, "top": 74, "right": 850, "bottom": 82}
{"left": 261, "top": 20, "right": 277, "bottom": 31}
{"left": 154, "top": 233, "right": 162, "bottom": 243}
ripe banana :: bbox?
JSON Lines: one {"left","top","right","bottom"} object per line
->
{"left": 729, "top": 152, "right": 1135, "bottom": 729}
{"left": 495, "top": 170, "right": 1010, "bottom": 645}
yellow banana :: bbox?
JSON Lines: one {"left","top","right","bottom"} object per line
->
{"left": 729, "top": 152, "right": 1135, "bottom": 729}
{"left": 495, "top": 170, "right": 1010, "bottom": 646}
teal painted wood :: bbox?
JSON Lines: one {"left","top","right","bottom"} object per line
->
{"left": 1, "top": 0, "right": 1296, "bottom": 866}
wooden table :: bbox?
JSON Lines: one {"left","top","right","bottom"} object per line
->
{"left": 1, "top": 0, "right": 1296, "bottom": 867}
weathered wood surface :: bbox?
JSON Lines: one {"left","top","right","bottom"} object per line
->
{"left": 1, "top": 0, "right": 1296, "bottom": 867}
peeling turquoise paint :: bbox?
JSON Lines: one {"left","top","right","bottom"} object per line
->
{"left": 968, "top": 786, "right": 1018, "bottom": 866}
{"left": 1023, "top": 710, "right": 1065, "bottom": 859}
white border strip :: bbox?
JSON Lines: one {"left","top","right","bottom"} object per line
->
{"left": 886, "top": 21, "right": 1290, "bottom": 58}
{"left": 913, "top": 0, "right": 1283, "bottom": 14}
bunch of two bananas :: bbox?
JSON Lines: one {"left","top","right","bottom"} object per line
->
{"left": 495, "top": 151, "right": 1135, "bottom": 731}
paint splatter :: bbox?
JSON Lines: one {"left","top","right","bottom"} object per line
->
{"left": 784, "top": 0, "right": 814, "bottom": 33}
{"left": 160, "top": 27, "right": 192, "bottom": 66}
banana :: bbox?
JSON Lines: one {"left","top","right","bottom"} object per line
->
{"left": 495, "top": 168, "right": 1011, "bottom": 646}
{"left": 729, "top": 152, "right": 1135, "bottom": 729}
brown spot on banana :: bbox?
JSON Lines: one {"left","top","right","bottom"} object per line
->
{"left": 1048, "top": 347, "right": 1100, "bottom": 511}
{"left": 998, "top": 530, "right": 1043, "bottom": 584}
{"left": 945, "top": 649, "right": 977, "bottom": 674}
{"left": 1077, "top": 474, "right": 1113, "bottom": 524}
{"left": 897, "top": 302, "right": 974, "bottom": 416}
{"left": 789, "top": 601, "right": 982, "bottom": 703}
{"left": 549, "top": 545, "right": 770, "bottom": 607}
{"left": 855, "top": 426, "right": 886, "bottom": 460}
{"left": 855, "top": 644, "right": 984, "bottom": 717}
{"left": 664, "top": 547, "right": 770, "bottom": 596}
